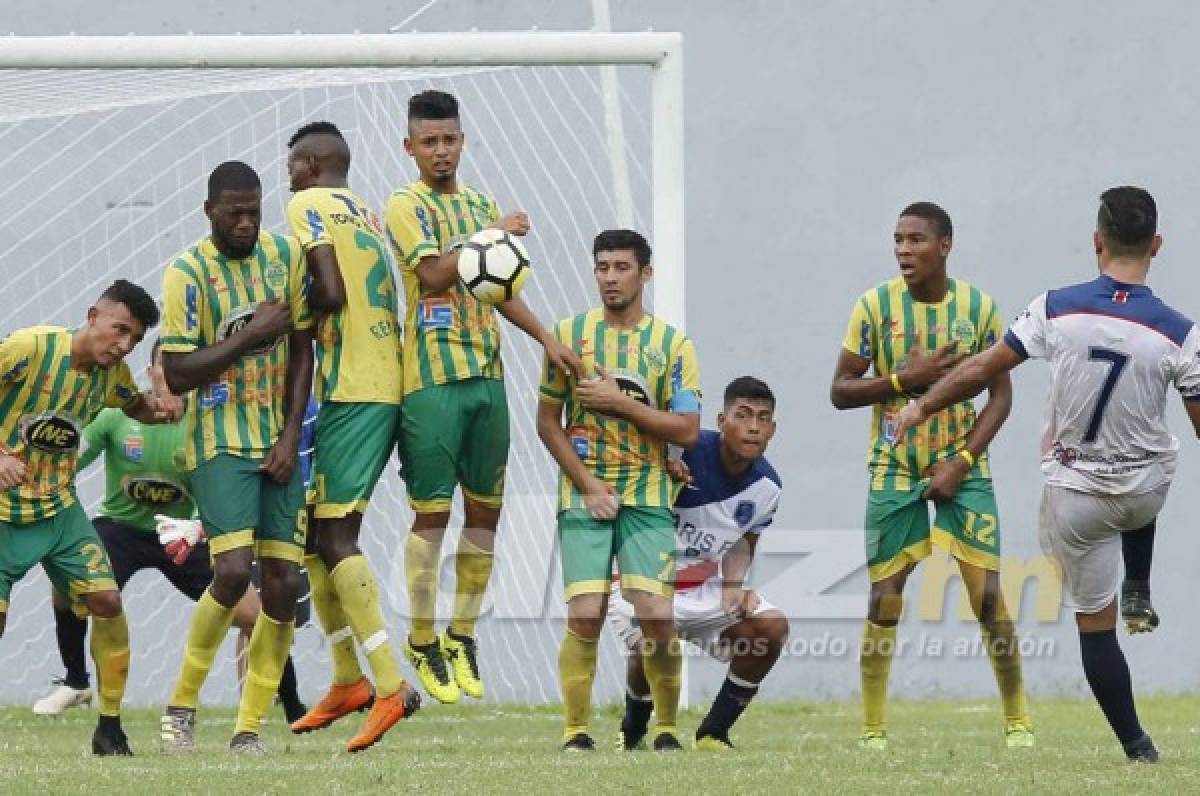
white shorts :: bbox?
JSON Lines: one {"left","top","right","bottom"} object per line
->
{"left": 1037, "top": 484, "right": 1168, "bottom": 614}
{"left": 606, "top": 581, "right": 778, "bottom": 663}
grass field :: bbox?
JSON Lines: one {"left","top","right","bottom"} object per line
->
{"left": 1, "top": 696, "right": 1197, "bottom": 794}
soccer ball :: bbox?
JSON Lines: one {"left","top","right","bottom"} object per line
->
{"left": 458, "top": 228, "right": 531, "bottom": 304}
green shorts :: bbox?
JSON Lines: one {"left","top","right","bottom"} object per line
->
{"left": 864, "top": 470, "right": 1000, "bottom": 583}
{"left": 557, "top": 506, "right": 675, "bottom": 602}
{"left": 311, "top": 401, "right": 400, "bottom": 519}
{"left": 399, "top": 378, "right": 509, "bottom": 513}
{"left": 0, "top": 502, "right": 116, "bottom": 615}
{"left": 190, "top": 453, "right": 306, "bottom": 563}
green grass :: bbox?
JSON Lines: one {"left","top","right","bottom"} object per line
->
{"left": 1, "top": 696, "right": 1198, "bottom": 794}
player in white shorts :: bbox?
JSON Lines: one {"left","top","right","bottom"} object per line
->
{"left": 893, "top": 186, "right": 1200, "bottom": 763}
{"left": 610, "top": 377, "right": 788, "bottom": 751}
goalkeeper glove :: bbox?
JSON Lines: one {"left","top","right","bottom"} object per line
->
{"left": 155, "top": 514, "right": 206, "bottom": 566}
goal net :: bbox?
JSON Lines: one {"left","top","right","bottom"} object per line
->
{"left": 0, "top": 33, "right": 682, "bottom": 708}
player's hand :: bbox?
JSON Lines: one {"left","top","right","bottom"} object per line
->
{"left": 156, "top": 514, "right": 206, "bottom": 566}
{"left": 493, "top": 211, "right": 531, "bottom": 237}
{"left": 897, "top": 342, "right": 965, "bottom": 392}
{"left": 541, "top": 334, "right": 583, "bottom": 381}
{"left": 260, "top": 428, "right": 298, "bottom": 485}
{"left": 891, "top": 400, "right": 927, "bottom": 440}
{"left": 581, "top": 475, "right": 619, "bottom": 520}
{"left": 147, "top": 391, "right": 185, "bottom": 423}
{"left": 0, "top": 452, "right": 26, "bottom": 490}
{"left": 665, "top": 457, "right": 692, "bottom": 484}
{"left": 721, "top": 586, "right": 760, "bottom": 620}
{"left": 575, "top": 367, "right": 626, "bottom": 416}
{"left": 245, "top": 298, "right": 293, "bottom": 345}
{"left": 921, "top": 456, "right": 971, "bottom": 502}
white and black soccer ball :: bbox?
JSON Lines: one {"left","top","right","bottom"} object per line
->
{"left": 457, "top": 228, "right": 531, "bottom": 304}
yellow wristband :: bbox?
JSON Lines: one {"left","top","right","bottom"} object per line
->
{"left": 958, "top": 449, "right": 976, "bottom": 468}
{"left": 890, "top": 373, "right": 904, "bottom": 394}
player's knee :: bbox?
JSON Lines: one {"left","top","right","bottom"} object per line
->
{"left": 84, "top": 590, "right": 122, "bottom": 619}
{"left": 210, "top": 550, "right": 253, "bottom": 604}
{"left": 567, "top": 617, "right": 603, "bottom": 641}
{"left": 868, "top": 589, "right": 904, "bottom": 626}
{"left": 756, "top": 611, "right": 789, "bottom": 649}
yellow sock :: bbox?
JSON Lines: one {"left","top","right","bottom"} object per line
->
{"left": 170, "top": 589, "right": 235, "bottom": 709}
{"left": 90, "top": 613, "right": 130, "bottom": 717}
{"left": 405, "top": 533, "right": 440, "bottom": 647}
{"left": 861, "top": 621, "right": 897, "bottom": 733}
{"left": 641, "top": 635, "right": 682, "bottom": 736}
{"left": 449, "top": 537, "right": 494, "bottom": 639}
{"left": 983, "top": 620, "right": 1029, "bottom": 724}
{"left": 233, "top": 612, "right": 294, "bottom": 735}
{"left": 331, "top": 555, "right": 405, "bottom": 697}
{"left": 305, "top": 554, "right": 363, "bottom": 686}
{"left": 558, "top": 628, "right": 598, "bottom": 741}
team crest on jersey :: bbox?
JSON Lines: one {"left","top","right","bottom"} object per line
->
{"left": 20, "top": 413, "right": 81, "bottom": 454}
{"left": 219, "top": 303, "right": 278, "bottom": 356}
{"left": 123, "top": 437, "right": 144, "bottom": 462}
{"left": 122, "top": 474, "right": 189, "bottom": 507}
{"left": 950, "top": 318, "right": 976, "bottom": 345}
{"left": 733, "top": 500, "right": 756, "bottom": 529}
{"left": 264, "top": 261, "right": 287, "bottom": 290}
{"left": 642, "top": 347, "right": 667, "bottom": 374}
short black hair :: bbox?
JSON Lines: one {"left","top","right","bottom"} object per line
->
{"left": 207, "top": 160, "right": 261, "bottom": 203}
{"left": 408, "top": 90, "right": 459, "bottom": 123}
{"left": 900, "top": 201, "right": 953, "bottom": 239}
{"left": 593, "top": 229, "right": 652, "bottom": 266}
{"left": 1098, "top": 186, "right": 1157, "bottom": 256}
{"left": 98, "top": 279, "right": 159, "bottom": 329}
{"left": 724, "top": 376, "right": 775, "bottom": 411}
{"left": 287, "top": 120, "right": 345, "bottom": 149}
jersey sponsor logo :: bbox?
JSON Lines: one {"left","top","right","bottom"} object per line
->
{"left": 671, "top": 356, "right": 684, "bottom": 393}
{"left": 881, "top": 410, "right": 899, "bottom": 444}
{"left": 20, "top": 413, "right": 81, "bottom": 454}
{"left": 185, "top": 283, "right": 199, "bottom": 330}
{"left": 413, "top": 205, "right": 435, "bottom": 240}
{"left": 571, "top": 434, "right": 590, "bottom": 459}
{"left": 734, "top": 500, "right": 756, "bottom": 528}
{"left": 199, "top": 382, "right": 230, "bottom": 409}
{"left": 419, "top": 297, "right": 454, "bottom": 329}
{"left": 122, "top": 437, "right": 144, "bottom": 462}
{"left": 613, "top": 370, "right": 651, "bottom": 406}
{"left": 859, "top": 319, "right": 872, "bottom": 357}
{"left": 121, "top": 474, "right": 189, "bottom": 507}
{"left": 305, "top": 207, "right": 326, "bottom": 241}
{"left": 218, "top": 303, "right": 278, "bottom": 356}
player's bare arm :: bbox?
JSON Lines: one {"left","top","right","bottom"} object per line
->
{"left": 894, "top": 342, "right": 1025, "bottom": 439}
{"left": 496, "top": 298, "right": 583, "bottom": 379}
{"left": 575, "top": 366, "right": 700, "bottom": 447}
{"left": 161, "top": 297, "right": 292, "bottom": 394}
{"left": 304, "top": 244, "right": 348, "bottom": 313}
{"left": 120, "top": 392, "right": 177, "bottom": 426}
{"left": 535, "top": 399, "right": 618, "bottom": 519}
{"left": 923, "top": 371, "right": 1012, "bottom": 502}
{"left": 720, "top": 533, "right": 761, "bottom": 618}
{"left": 260, "top": 328, "right": 314, "bottom": 485}
{"left": 1183, "top": 399, "right": 1200, "bottom": 438}
{"left": 830, "top": 342, "right": 965, "bottom": 410}
{"left": 0, "top": 450, "right": 26, "bottom": 489}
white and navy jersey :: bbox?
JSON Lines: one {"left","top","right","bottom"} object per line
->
{"left": 673, "top": 430, "right": 782, "bottom": 602}
{"left": 1004, "top": 274, "right": 1200, "bottom": 496}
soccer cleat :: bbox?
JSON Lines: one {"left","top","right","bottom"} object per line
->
{"left": 1120, "top": 583, "right": 1160, "bottom": 634}
{"left": 290, "top": 677, "right": 373, "bottom": 734}
{"left": 442, "top": 631, "right": 485, "bottom": 699}
{"left": 1005, "top": 720, "right": 1035, "bottom": 749}
{"left": 346, "top": 684, "right": 420, "bottom": 753}
{"left": 652, "top": 731, "right": 684, "bottom": 751}
{"left": 694, "top": 732, "right": 735, "bottom": 751}
{"left": 858, "top": 730, "right": 888, "bottom": 751}
{"left": 159, "top": 706, "right": 196, "bottom": 754}
{"left": 92, "top": 719, "right": 133, "bottom": 757}
{"left": 562, "top": 733, "right": 596, "bottom": 751}
{"left": 229, "top": 732, "right": 267, "bottom": 755}
{"left": 1124, "top": 734, "right": 1159, "bottom": 763}
{"left": 405, "top": 638, "right": 460, "bottom": 704}
{"left": 33, "top": 679, "right": 93, "bottom": 716}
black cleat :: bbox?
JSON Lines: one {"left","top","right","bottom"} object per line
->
{"left": 1124, "top": 734, "right": 1159, "bottom": 763}
{"left": 92, "top": 718, "right": 133, "bottom": 757}
{"left": 652, "top": 731, "right": 684, "bottom": 751}
{"left": 618, "top": 717, "right": 649, "bottom": 750}
{"left": 1120, "top": 581, "right": 1159, "bottom": 634}
{"left": 562, "top": 733, "right": 596, "bottom": 752}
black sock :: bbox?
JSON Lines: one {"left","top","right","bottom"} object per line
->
{"left": 278, "top": 656, "right": 303, "bottom": 713}
{"left": 96, "top": 714, "right": 122, "bottom": 734}
{"left": 1079, "top": 629, "right": 1143, "bottom": 746}
{"left": 54, "top": 605, "right": 90, "bottom": 689}
{"left": 1121, "top": 520, "right": 1155, "bottom": 586}
{"left": 697, "top": 674, "right": 759, "bottom": 738}
{"left": 622, "top": 692, "right": 653, "bottom": 736}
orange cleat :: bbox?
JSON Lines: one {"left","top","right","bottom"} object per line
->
{"left": 346, "top": 684, "right": 421, "bottom": 753}
{"left": 289, "top": 677, "right": 374, "bottom": 734}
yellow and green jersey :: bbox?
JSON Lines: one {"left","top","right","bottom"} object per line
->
{"left": 286, "top": 187, "right": 402, "bottom": 404}
{"left": 160, "top": 232, "right": 312, "bottom": 470}
{"left": 384, "top": 180, "right": 502, "bottom": 395}
{"left": 842, "top": 276, "right": 1002, "bottom": 489}
{"left": 0, "top": 326, "right": 141, "bottom": 524}
{"left": 538, "top": 309, "right": 702, "bottom": 511}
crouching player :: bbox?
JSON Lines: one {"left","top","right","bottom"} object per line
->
{"left": 611, "top": 377, "right": 787, "bottom": 750}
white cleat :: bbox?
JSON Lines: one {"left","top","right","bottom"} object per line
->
{"left": 33, "top": 681, "right": 93, "bottom": 716}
